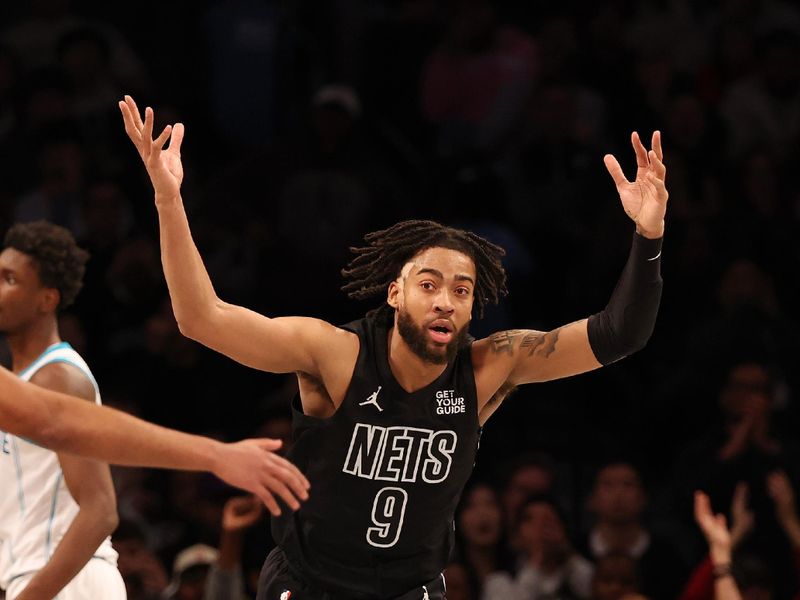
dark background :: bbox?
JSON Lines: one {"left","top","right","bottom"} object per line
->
{"left": 1, "top": 0, "right": 799, "bottom": 597}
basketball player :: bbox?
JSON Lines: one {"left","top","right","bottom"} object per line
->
{"left": 0, "top": 221, "right": 125, "bottom": 599}
{"left": 0, "top": 222, "right": 309, "bottom": 600}
{"left": 120, "top": 95, "right": 668, "bottom": 600}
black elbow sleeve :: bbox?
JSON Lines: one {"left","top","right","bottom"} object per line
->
{"left": 587, "top": 232, "right": 663, "bottom": 365}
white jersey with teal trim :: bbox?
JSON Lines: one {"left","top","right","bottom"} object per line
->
{"left": 0, "top": 342, "right": 118, "bottom": 591}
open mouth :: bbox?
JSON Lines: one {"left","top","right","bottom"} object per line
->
{"left": 428, "top": 320, "right": 454, "bottom": 344}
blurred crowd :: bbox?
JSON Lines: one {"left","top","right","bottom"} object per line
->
{"left": 1, "top": 0, "right": 800, "bottom": 598}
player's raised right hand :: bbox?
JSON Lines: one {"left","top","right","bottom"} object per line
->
{"left": 212, "top": 438, "right": 311, "bottom": 516}
{"left": 119, "top": 95, "right": 184, "bottom": 205}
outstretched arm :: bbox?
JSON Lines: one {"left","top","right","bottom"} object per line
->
{"left": 0, "top": 367, "right": 309, "bottom": 515}
{"left": 119, "top": 96, "right": 351, "bottom": 376}
{"left": 475, "top": 132, "right": 667, "bottom": 413}
{"left": 476, "top": 132, "right": 668, "bottom": 389}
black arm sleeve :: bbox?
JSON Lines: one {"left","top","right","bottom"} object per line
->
{"left": 587, "top": 232, "right": 663, "bottom": 365}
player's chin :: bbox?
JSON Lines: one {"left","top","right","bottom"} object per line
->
{"left": 424, "top": 343, "right": 449, "bottom": 364}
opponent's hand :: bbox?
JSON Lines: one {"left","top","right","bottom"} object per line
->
{"left": 604, "top": 131, "right": 668, "bottom": 239}
{"left": 118, "top": 95, "right": 184, "bottom": 204}
{"left": 222, "top": 495, "right": 264, "bottom": 532}
{"left": 211, "top": 439, "right": 310, "bottom": 516}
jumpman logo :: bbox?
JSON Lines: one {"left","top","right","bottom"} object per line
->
{"left": 422, "top": 586, "right": 429, "bottom": 600}
{"left": 359, "top": 386, "right": 383, "bottom": 412}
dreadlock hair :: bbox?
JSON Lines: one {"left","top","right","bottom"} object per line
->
{"left": 341, "top": 220, "right": 507, "bottom": 321}
{"left": 3, "top": 220, "right": 89, "bottom": 310}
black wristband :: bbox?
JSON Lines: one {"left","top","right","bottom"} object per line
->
{"left": 587, "top": 232, "right": 664, "bottom": 365}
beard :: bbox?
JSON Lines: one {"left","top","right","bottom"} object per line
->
{"left": 396, "top": 308, "right": 469, "bottom": 365}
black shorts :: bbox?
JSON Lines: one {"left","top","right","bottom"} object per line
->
{"left": 256, "top": 547, "right": 446, "bottom": 600}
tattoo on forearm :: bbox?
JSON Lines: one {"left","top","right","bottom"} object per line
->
{"left": 490, "top": 328, "right": 561, "bottom": 358}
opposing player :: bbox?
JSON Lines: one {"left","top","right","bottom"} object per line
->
{"left": 0, "top": 223, "right": 309, "bottom": 596}
{"left": 0, "top": 221, "right": 126, "bottom": 599}
{"left": 120, "top": 95, "right": 668, "bottom": 600}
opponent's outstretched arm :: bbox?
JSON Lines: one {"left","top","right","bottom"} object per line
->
{"left": 119, "top": 96, "right": 348, "bottom": 377}
{"left": 0, "top": 366, "right": 309, "bottom": 515}
{"left": 476, "top": 131, "right": 667, "bottom": 393}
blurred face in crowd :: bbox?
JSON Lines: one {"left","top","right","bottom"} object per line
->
{"left": 458, "top": 484, "right": 503, "bottom": 549}
{"left": 518, "top": 500, "right": 570, "bottom": 563}
{"left": 720, "top": 363, "right": 772, "bottom": 428}
{"left": 176, "top": 565, "right": 210, "bottom": 600}
{"left": 592, "top": 554, "right": 639, "bottom": 600}
{"left": 590, "top": 464, "right": 645, "bottom": 526}
{"left": 503, "top": 464, "right": 554, "bottom": 527}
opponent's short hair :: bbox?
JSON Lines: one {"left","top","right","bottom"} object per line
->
{"left": 3, "top": 220, "right": 89, "bottom": 310}
{"left": 341, "top": 220, "right": 507, "bottom": 319}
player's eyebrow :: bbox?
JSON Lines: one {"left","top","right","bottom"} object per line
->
{"left": 416, "top": 268, "right": 474, "bottom": 285}
{"left": 416, "top": 267, "right": 443, "bottom": 279}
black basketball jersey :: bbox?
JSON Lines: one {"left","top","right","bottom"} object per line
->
{"left": 272, "top": 315, "right": 481, "bottom": 599}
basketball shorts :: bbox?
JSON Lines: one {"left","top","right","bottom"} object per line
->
{"left": 6, "top": 558, "right": 126, "bottom": 600}
{"left": 257, "top": 546, "right": 446, "bottom": 600}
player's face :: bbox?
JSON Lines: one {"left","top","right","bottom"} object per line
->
{"left": 0, "top": 248, "right": 51, "bottom": 334}
{"left": 390, "top": 247, "right": 476, "bottom": 365}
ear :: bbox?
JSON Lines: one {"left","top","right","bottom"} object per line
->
{"left": 40, "top": 288, "right": 60, "bottom": 313}
{"left": 387, "top": 279, "right": 402, "bottom": 309}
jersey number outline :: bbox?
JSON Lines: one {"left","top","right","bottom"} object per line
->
{"left": 366, "top": 487, "right": 408, "bottom": 548}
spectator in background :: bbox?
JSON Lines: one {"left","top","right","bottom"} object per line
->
{"left": 452, "top": 481, "right": 515, "bottom": 598}
{"left": 589, "top": 553, "right": 641, "bottom": 600}
{"left": 663, "top": 260, "right": 800, "bottom": 456}
{"left": 56, "top": 27, "right": 121, "bottom": 121}
{"left": 204, "top": 495, "right": 265, "bottom": 600}
{"left": 582, "top": 460, "right": 687, "bottom": 600}
{"left": 500, "top": 453, "right": 557, "bottom": 553}
{"left": 673, "top": 361, "right": 800, "bottom": 568}
{"left": 484, "top": 494, "right": 592, "bottom": 600}
{"left": 678, "top": 479, "right": 800, "bottom": 600}
{"left": 689, "top": 491, "right": 747, "bottom": 600}
{"left": 163, "top": 544, "right": 219, "bottom": 600}
{"left": 720, "top": 27, "right": 800, "bottom": 161}
{"left": 0, "top": 0, "right": 149, "bottom": 91}
{"left": 421, "top": 0, "right": 537, "bottom": 161}
{"left": 13, "top": 125, "right": 86, "bottom": 235}
{"left": 114, "top": 519, "right": 169, "bottom": 600}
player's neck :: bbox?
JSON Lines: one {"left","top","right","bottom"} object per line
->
{"left": 387, "top": 326, "right": 447, "bottom": 393}
{"left": 7, "top": 317, "right": 61, "bottom": 375}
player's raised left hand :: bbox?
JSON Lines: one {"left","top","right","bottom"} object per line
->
{"left": 212, "top": 439, "right": 310, "bottom": 516}
{"left": 604, "top": 131, "right": 668, "bottom": 239}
